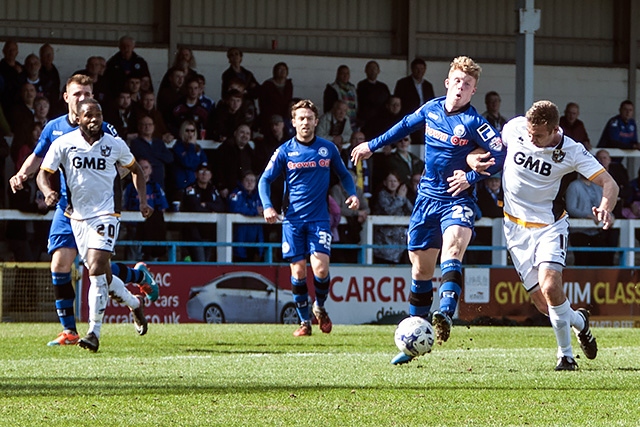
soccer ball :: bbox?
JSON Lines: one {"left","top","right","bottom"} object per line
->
{"left": 394, "top": 316, "right": 435, "bottom": 357}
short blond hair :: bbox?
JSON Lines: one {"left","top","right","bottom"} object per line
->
{"left": 449, "top": 56, "right": 482, "bottom": 85}
{"left": 526, "top": 100, "right": 559, "bottom": 132}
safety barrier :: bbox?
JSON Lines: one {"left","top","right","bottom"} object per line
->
{"left": 0, "top": 209, "right": 637, "bottom": 266}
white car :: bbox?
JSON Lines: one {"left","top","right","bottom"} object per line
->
{"left": 186, "top": 271, "right": 299, "bottom": 324}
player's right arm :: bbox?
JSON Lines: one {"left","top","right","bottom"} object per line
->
{"left": 258, "top": 147, "right": 284, "bottom": 224}
{"left": 9, "top": 152, "right": 44, "bottom": 193}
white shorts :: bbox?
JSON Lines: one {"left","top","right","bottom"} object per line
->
{"left": 503, "top": 217, "right": 568, "bottom": 292}
{"left": 70, "top": 215, "right": 121, "bottom": 264}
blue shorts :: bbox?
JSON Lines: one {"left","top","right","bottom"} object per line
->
{"left": 47, "top": 206, "right": 77, "bottom": 254}
{"left": 407, "top": 194, "right": 477, "bottom": 251}
{"left": 281, "top": 220, "right": 332, "bottom": 262}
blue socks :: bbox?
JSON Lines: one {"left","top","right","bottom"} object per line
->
{"left": 291, "top": 277, "right": 309, "bottom": 322}
{"left": 52, "top": 272, "right": 76, "bottom": 332}
{"left": 439, "top": 259, "right": 462, "bottom": 317}
{"left": 409, "top": 279, "right": 433, "bottom": 317}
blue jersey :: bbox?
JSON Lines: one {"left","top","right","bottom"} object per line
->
{"left": 369, "top": 96, "right": 505, "bottom": 201}
{"left": 259, "top": 136, "right": 357, "bottom": 223}
{"left": 34, "top": 115, "right": 119, "bottom": 209}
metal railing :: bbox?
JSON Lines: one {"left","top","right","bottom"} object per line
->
{"left": 1, "top": 209, "right": 638, "bottom": 266}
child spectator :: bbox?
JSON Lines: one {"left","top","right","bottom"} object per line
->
{"left": 228, "top": 171, "right": 264, "bottom": 262}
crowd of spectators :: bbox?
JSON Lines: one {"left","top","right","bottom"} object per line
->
{"left": 1, "top": 37, "right": 640, "bottom": 265}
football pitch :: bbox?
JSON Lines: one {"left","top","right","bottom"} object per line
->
{"left": 1, "top": 323, "right": 640, "bottom": 426}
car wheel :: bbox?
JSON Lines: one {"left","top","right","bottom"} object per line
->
{"left": 204, "top": 304, "right": 225, "bottom": 324}
{"left": 280, "top": 303, "right": 299, "bottom": 324}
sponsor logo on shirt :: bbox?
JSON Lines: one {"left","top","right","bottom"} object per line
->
{"left": 53, "top": 130, "right": 64, "bottom": 136}
{"left": 513, "top": 151, "right": 551, "bottom": 176}
{"left": 477, "top": 123, "right": 496, "bottom": 141}
{"left": 428, "top": 112, "right": 439, "bottom": 120}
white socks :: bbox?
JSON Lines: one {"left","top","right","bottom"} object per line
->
{"left": 87, "top": 274, "right": 109, "bottom": 338}
{"left": 548, "top": 299, "right": 575, "bottom": 359}
{"left": 108, "top": 275, "right": 141, "bottom": 309}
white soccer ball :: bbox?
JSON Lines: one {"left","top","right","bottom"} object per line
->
{"left": 394, "top": 316, "right": 435, "bottom": 357}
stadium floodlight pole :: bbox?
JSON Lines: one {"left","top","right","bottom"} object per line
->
{"left": 515, "top": 0, "right": 540, "bottom": 116}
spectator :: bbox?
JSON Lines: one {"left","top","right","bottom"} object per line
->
{"left": 259, "top": 61, "right": 293, "bottom": 133}
{"left": 323, "top": 65, "right": 357, "bottom": 130}
{"left": 560, "top": 102, "right": 591, "bottom": 150}
{"left": 386, "top": 135, "right": 425, "bottom": 186}
{"left": 38, "top": 43, "right": 61, "bottom": 114}
{"left": 362, "top": 95, "right": 403, "bottom": 141}
{"left": 407, "top": 172, "right": 422, "bottom": 205}
{"left": 169, "top": 120, "right": 208, "bottom": 201}
{"left": 182, "top": 163, "right": 227, "bottom": 262}
{"left": 125, "top": 72, "right": 143, "bottom": 103}
{"left": 157, "top": 67, "right": 186, "bottom": 125}
{"left": 104, "top": 35, "right": 151, "bottom": 99}
{"left": 160, "top": 47, "right": 198, "bottom": 91}
{"left": 394, "top": 58, "right": 435, "bottom": 115}
{"left": 129, "top": 115, "right": 174, "bottom": 190}
{"left": 595, "top": 149, "right": 628, "bottom": 216}
{"left": 0, "top": 104, "right": 11, "bottom": 137}
{"left": 598, "top": 100, "right": 639, "bottom": 149}
{"left": 317, "top": 100, "right": 352, "bottom": 150}
{"left": 221, "top": 47, "right": 260, "bottom": 101}
{"left": 393, "top": 58, "right": 435, "bottom": 144}
{"left": 356, "top": 60, "right": 390, "bottom": 131}
{"left": 214, "top": 123, "right": 258, "bottom": 198}
{"left": 33, "top": 95, "right": 51, "bottom": 126}
{"left": 254, "top": 114, "right": 288, "bottom": 213}
{"left": 18, "top": 54, "right": 45, "bottom": 99}
{"left": 134, "top": 91, "right": 174, "bottom": 144}
{"left": 11, "top": 121, "right": 42, "bottom": 182}
{"left": 566, "top": 174, "right": 618, "bottom": 266}
{"left": 9, "top": 82, "right": 37, "bottom": 141}
{"left": 255, "top": 114, "right": 289, "bottom": 171}
{"left": 0, "top": 39, "right": 22, "bottom": 110}
{"left": 6, "top": 121, "right": 46, "bottom": 260}
{"left": 170, "top": 77, "right": 209, "bottom": 135}
{"left": 229, "top": 171, "right": 264, "bottom": 262}
{"left": 196, "top": 73, "right": 215, "bottom": 113}
{"left": 74, "top": 56, "right": 108, "bottom": 105}
{"left": 330, "top": 170, "right": 370, "bottom": 262}
{"left": 341, "top": 131, "right": 372, "bottom": 200}
{"left": 468, "top": 173, "right": 503, "bottom": 265}
{"left": 103, "top": 90, "right": 138, "bottom": 141}
{"left": 123, "top": 158, "right": 169, "bottom": 261}
{"left": 482, "top": 91, "right": 508, "bottom": 132}
{"left": 373, "top": 172, "right": 413, "bottom": 264}
{"left": 206, "top": 89, "right": 247, "bottom": 142}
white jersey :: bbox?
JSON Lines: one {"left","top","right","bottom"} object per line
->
{"left": 501, "top": 116, "right": 605, "bottom": 226}
{"left": 41, "top": 129, "right": 135, "bottom": 220}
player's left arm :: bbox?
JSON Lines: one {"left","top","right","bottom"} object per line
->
{"left": 125, "top": 160, "right": 154, "bottom": 219}
{"left": 591, "top": 170, "right": 620, "bottom": 229}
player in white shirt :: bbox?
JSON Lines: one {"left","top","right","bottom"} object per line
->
{"left": 462, "top": 100, "right": 618, "bottom": 370}
{"left": 38, "top": 98, "right": 153, "bottom": 352}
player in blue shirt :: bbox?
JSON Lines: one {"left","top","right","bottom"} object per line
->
{"left": 9, "top": 74, "right": 159, "bottom": 347}
{"left": 352, "top": 56, "right": 506, "bottom": 364}
{"left": 259, "top": 99, "right": 359, "bottom": 337}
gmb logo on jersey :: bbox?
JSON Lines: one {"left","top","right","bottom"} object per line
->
{"left": 318, "top": 147, "right": 329, "bottom": 157}
{"left": 72, "top": 156, "right": 107, "bottom": 170}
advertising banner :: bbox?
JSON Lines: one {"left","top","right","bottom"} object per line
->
{"left": 80, "top": 265, "right": 640, "bottom": 327}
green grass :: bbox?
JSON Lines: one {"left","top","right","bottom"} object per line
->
{"left": 1, "top": 323, "right": 640, "bottom": 426}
